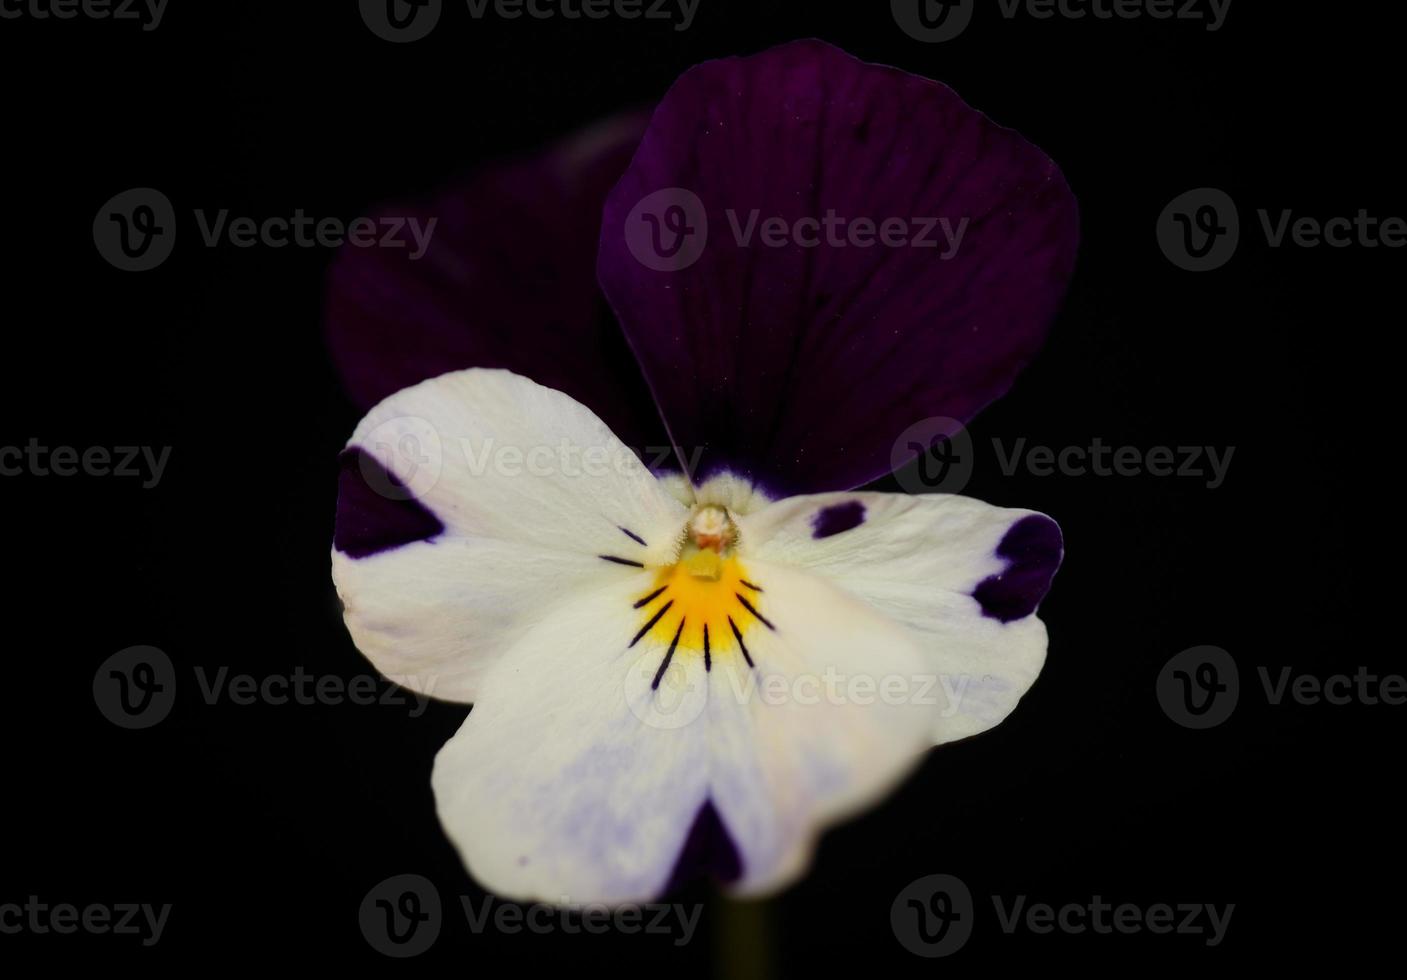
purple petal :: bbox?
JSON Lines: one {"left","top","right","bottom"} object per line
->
{"left": 973, "top": 514, "right": 1064, "bottom": 622}
{"left": 333, "top": 449, "right": 444, "bottom": 559}
{"left": 326, "top": 113, "right": 670, "bottom": 454}
{"left": 598, "top": 40, "right": 1079, "bottom": 494}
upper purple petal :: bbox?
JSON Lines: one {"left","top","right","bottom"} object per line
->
{"left": 598, "top": 40, "right": 1079, "bottom": 495}
{"left": 326, "top": 113, "right": 670, "bottom": 454}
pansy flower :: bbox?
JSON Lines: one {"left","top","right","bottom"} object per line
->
{"left": 329, "top": 40, "right": 1077, "bottom": 905}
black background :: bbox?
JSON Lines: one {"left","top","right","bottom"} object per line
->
{"left": 2, "top": 0, "right": 1398, "bottom": 971}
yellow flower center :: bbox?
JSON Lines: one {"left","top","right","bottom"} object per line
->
{"left": 629, "top": 506, "right": 772, "bottom": 666}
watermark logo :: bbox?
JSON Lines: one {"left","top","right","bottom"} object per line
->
{"left": 624, "top": 191, "right": 969, "bottom": 272}
{"left": 360, "top": 874, "right": 442, "bottom": 957}
{"left": 353, "top": 418, "right": 688, "bottom": 499}
{"left": 891, "top": 874, "right": 974, "bottom": 957}
{"left": 891, "top": 0, "right": 974, "bottom": 43}
{"left": 360, "top": 0, "right": 442, "bottom": 42}
{"left": 893, "top": 876, "right": 1235, "bottom": 952}
{"left": 1157, "top": 645, "right": 1238, "bottom": 729}
{"left": 93, "top": 651, "right": 436, "bottom": 728}
{"left": 629, "top": 664, "right": 966, "bottom": 732}
{"left": 1158, "top": 188, "right": 1239, "bottom": 271}
{"left": 891, "top": 423, "right": 1234, "bottom": 493}
{"left": 94, "top": 189, "right": 437, "bottom": 271}
{"left": 626, "top": 649, "right": 708, "bottom": 730}
{"left": 1160, "top": 189, "right": 1406, "bottom": 270}
{"left": 625, "top": 188, "right": 709, "bottom": 272}
{"left": 359, "top": 875, "right": 701, "bottom": 953}
{"left": 93, "top": 188, "right": 176, "bottom": 272}
{"left": 1159, "top": 646, "right": 1406, "bottom": 728}
{"left": 359, "top": 416, "right": 444, "bottom": 501}
{"left": 93, "top": 646, "right": 176, "bottom": 730}
{"left": 892, "top": 417, "right": 974, "bottom": 495}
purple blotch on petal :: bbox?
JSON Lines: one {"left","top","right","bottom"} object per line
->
{"left": 973, "top": 514, "right": 1063, "bottom": 623}
{"left": 333, "top": 448, "right": 445, "bottom": 559}
{"left": 812, "top": 500, "right": 867, "bottom": 539}
{"left": 663, "top": 798, "right": 742, "bottom": 895}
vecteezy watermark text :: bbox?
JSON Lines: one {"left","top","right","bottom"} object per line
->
{"left": 191, "top": 210, "right": 437, "bottom": 258}
{"left": 990, "top": 894, "right": 1234, "bottom": 946}
{"left": 726, "top": 209, "right": 968, "bottom": 257}
{"left": 1159, "top": 188, "right": 1406, "bottom": 271}
{"left": 93, "top": 188, "right": 438, "bottom": 271}
{"left": 891, "top": 874, "right": 1233, "bottom": 957}
{"left": 630, "top": 661, "right": 973, "bottom": 730}
{"left": 359, "top": 874, "right": 700, "bottom": 957}
{"left": 464, "top": 0, "right": 699, "bottom": 28}
{"left": 1, "top": 440, "right": 170, "bottom": 488}
{"left": 354, "top": 414, "right": 693, "bottom": 501}
{"left": 891, "top": 0, "right": 1230, "bottom": 43}
{"left": 889, "top": 418, "right": 1235, "bottom": 495}
{"left": 461, "top": 894, "right": 700, "bottom": 944}
{"left": 0, "top": 898, "right": 171, "bottom": 947}
{"left": 0, "top": 0, "right": 167, "bottom": 30}
{"left": 993, "top": 0, "right": 1231, "bottom": 30}
{"left": 992, "top": 437, "right": 1234, "bottom": 489}
{"left": 1158, "top": 645, "right": 1407, "bottom": 728}
{"left": 359, "top": 0, "right": 699, "bottom": 43}
{"left": 623, "top": 189, "right": 970, "bottom": 272}
{"left": 93, "top": 646, "right": 436, "bottom": 729}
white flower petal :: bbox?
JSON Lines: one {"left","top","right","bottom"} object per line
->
{"left": 431, "top": 573, "right": 714, "bottom": 905}
{"left": 332, "top": 370, "right": 1061, "bottom": 902}
{"left": 738, "top": 492, "right": 1062, "bottom": 743}
{"left": 332, "top": 369, "right": 689, "bottom": 702}
{"left": 703, "top": 560, "right": 936, "bottom": 895}
{"left": 433, "top": 553, "right": 936, "bottom": 903}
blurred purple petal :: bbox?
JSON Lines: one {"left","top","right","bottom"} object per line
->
{"left": 326, "top": 113, "right": 670, "bottom": 454}
{"left": 598, "top": 40, "right": 1079, "bottom": 494}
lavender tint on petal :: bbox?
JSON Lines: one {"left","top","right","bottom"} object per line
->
{"left": 598, "top": 40, "right": 1079, "bottom": 494}
{"left": 333, "top": 449, "right": 445, "bottom": 559}
{"left": 663, "top": 798, "right": 743, "bottom": 895}
{"left": 811, "top": 500, "right": 867, "bottom": 538}
{"left": 974, "top": 514, "right": 1064, "bottom": 623}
